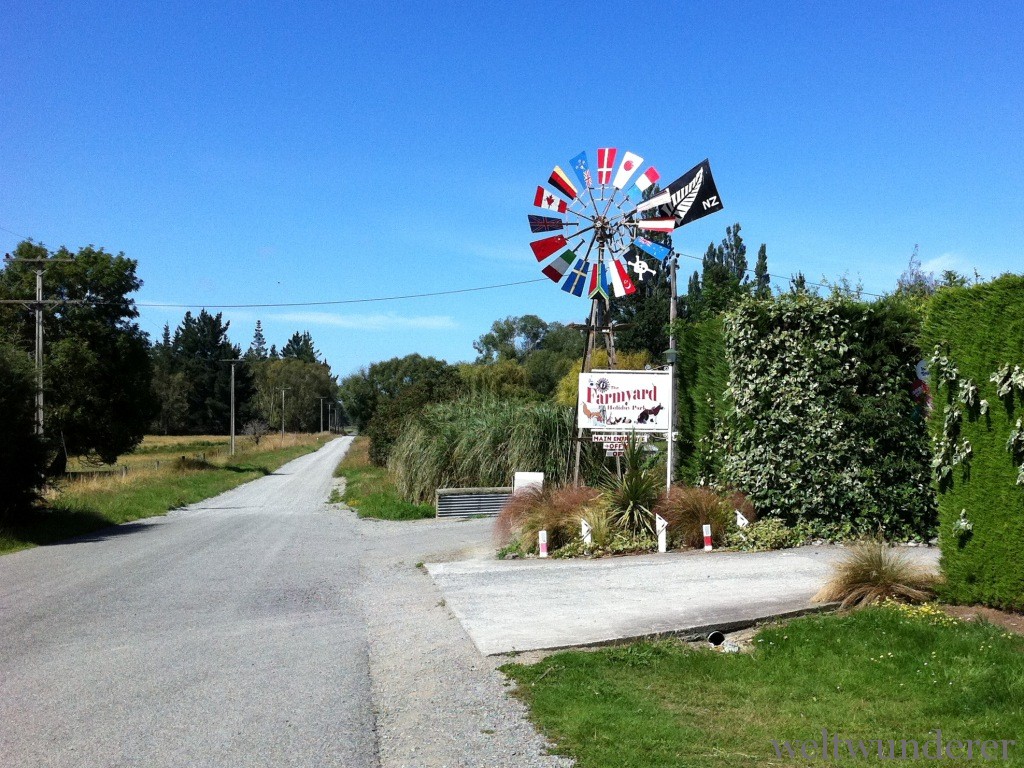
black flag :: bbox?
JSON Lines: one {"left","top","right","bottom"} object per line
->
{"left": 656, "top": 159, "right": 723, "bottom": 228}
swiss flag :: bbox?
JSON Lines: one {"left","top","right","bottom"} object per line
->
{"left": 597, "top": 147, "right": 617, "bottom": 185}
{"left": 534, "top": 186, "right": 568, "bottom": 213}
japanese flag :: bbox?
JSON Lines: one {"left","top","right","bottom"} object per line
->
{"left": 612, "top": 151, "right": 643, "bottom": 190}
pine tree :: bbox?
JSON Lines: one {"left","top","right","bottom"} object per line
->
{"left": 247, "top": 320, "right": 268, "bottom": 360}
{"left": 281, "top": 331, "right": 320, "bottom": 364}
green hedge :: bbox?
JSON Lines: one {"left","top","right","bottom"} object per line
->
{"left": 718, "top": 294, "right": 934, "bottom": 539}
{"left": 676, "top": 318, "right": 729, "bottom": 483}
{"left": 923, "top": 275, "right": 1024, "bottom": 609}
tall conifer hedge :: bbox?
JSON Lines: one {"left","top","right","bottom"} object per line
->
{"left": 923, "top": 275, "right": 1024, "bottom": 609}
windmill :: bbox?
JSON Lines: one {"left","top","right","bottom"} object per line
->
{"left": 529, "top": 149, "right": 725, "bottom": 481}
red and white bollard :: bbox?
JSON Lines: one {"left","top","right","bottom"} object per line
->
{"left": 539, "top": 530, "right": 548, "bottom": 558}
{"left": 703, "top": 524, "right": 713, "bottom": 551}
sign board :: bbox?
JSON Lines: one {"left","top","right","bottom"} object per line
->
{"left": 578, "top": 370, "right": 671, "bottom": 433}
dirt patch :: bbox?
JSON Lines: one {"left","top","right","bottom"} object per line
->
{"left": 941, "top": 604, "right": 1024, "bottom": 635}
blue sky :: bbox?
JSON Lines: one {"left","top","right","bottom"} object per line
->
{"left": 2, "top": 1, "right": 1022, "bottom": 377}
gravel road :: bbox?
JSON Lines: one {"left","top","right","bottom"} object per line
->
{"left": 0, "top": 437, "right": 569, "bottom": 768}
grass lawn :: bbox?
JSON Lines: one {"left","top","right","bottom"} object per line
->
{"left": 334, "top": 436, "right": 434, "bottom": 521}
{"left": 502, "top": 603, "right": 1024, "bottom": 767}
{"left": 0, "top": 433, "right": 326, "bottom": 555}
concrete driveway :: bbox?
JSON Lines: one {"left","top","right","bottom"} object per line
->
{"left": 427, "top": 544, "right": 940, "bottom": 656}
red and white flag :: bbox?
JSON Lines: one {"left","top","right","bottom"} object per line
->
{"left": 612, "top": 151, "right": 643, "bottom": 190}
{"left": 534, "top": 186, "right": 568, "bottom": 213}
{"left": 630, "top": 166, "right": 661, "bottom": 197}
{"left": 610, "top": 257, "right": 637, "bottom": 297}
{"left": 636, "top": 218, "right": 675, "bottom": 233}
{"left": 597, "top": 147, "right": 617, "bottom": 185}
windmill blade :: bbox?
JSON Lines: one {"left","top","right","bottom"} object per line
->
{"left": 627, "top": 167, "right": 661, "bottom": 202}
{"left": 530, "top": 234, "right": 569, "bottom": 261}
{"left": 634, "top": 236, "right": 672, "bottom": 261}
{"left": 568, "top": 151, "right": 593, "bottom": 190}
{"left": 610, "top": 257, "right": 638, "bottom": 297}
{"left": 633, "top": 188, "right": 671, "bottom": 213}
{"left": 561, "top": 258, "right": 589, "bottom": 297}
{"left": 596, "top": 147, "right": 617, "bottom": 186}
{"left": 541, "top": 249, "right": 577, "bottom": 282}
{"left": 534, "top": 186, "right": 568, "bottom": 213}
{"left": 528, "top": 214, "right": 564, "bottom": 233}
{"left": 635, "top": 218, "right": 675, "bottom": 233}
{"left": 612, "top": 151, "right": 643, "bottom": 190}
{"left": 548, "top": 166, "right": 579, "bottom": 200}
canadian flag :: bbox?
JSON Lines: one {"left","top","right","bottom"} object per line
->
{"left": 610, "top": 258, "right": 637, "bottom": 297}
{"left": 612, "top": 151, "right": 643, "bottom": 190}
{"left": 597, "top": 147, "right": 617, "bottom": 185}
{"left": 534, "top": 186, "right": 568, "bottom": 213}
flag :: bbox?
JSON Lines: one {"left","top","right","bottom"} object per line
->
{"left": 627, "top": 166, "right": 661, "bottom": 201}
{"left": 588, "top": 260, "right": 610, "bottom": 300}
{"left": 597, "top": 147, "right": 617, "bottom": 185}
{"left": 610, "top": 257, "right": 637, "bottom": 297}
{"left": 569, "top": 151, "right": 592, "bottom": 190}
{"left": 528, "top": 214, "right": 564, "bottom": 233}
{"left": 656, "top": 159, "right": 724, "bottom": 228}
{"left": 548, "top": 166, "right": 578, "bottom": 199}
{"left": 542, "top": 249, "right": 576, "bottom": 282}
{"left": 612, "top": 150, "right": 643, "bottom": 189}
{"left": 634, "top": 188, "right": 671, "bottom": 213}
{"left": 634, "top": 236, "right": 671, "bottom": 261}
{"left": 530, "top": 234, "right": 568, "bottom": 261}
{"left": 534, "top": 186, "right": 568, "bottom": 213}
{"left": 636, "top": 218, "right": 675, "bottom": 233}
{"left": 561, "top": 259, "right": 588, "bottom": 297}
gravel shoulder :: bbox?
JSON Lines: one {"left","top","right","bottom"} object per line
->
{"left": 353, "top": 513, "right": 572, "bottom": 768}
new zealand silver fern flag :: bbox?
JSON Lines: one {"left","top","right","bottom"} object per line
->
{"left": 656, "top": 159, "right": 723, "bottom": 228}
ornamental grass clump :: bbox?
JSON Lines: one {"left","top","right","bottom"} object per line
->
{"left": 654, "top": 485, "right": 746, "bottom": 549}
{"left": 814, "top": 538, "right": 940, "bottom": 609}
{"left": 495, "top": 484, "right": 602, "bottom": 555}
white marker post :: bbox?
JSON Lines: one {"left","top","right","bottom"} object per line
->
{"left": 538, "top": 530, "right": 548, "bottom": 558}
{"left": 655, "top": 514, "right": 668, "bottom": 553}
{"left": 735, "top": 509, "right": 750, "bottom": 528}
{"left": 702, "top": 523, "right": 713, "bottom": 551}
{"left": 581, "top": 519, "right": 592, "bottom": 547}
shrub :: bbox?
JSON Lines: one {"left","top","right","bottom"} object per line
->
{"left": 654, "top": 486, "right": 735, "bottom": 548}
{"left": 495, "top": 484, "right": 602, "bottom": 555}
{"left": 718, "top": 293, "right": 935, "bottom": 540}
{"left": 600, "top": 436, "right": 662, "bottom": 536}
{"left": 727, "top": 517, "right": 798, "bottom": 551}
{"left": 813, "top": 538, "right": 940, "bottom": 608}
{"left": 923, "top": 275, "right": 1024, "bottom": 609}
{"left": 0, "top": 338, "right": 47, "bottom": 522}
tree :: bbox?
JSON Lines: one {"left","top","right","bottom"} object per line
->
{"left": 473, "top": 315, "right": 551, "bottom": 363}
{"left": 754, "top": 244, "right": 771, "bottom": 299}
{"left": 150, "top": 324, "right": 189, "bottom": 434}
{"left": 253, "top": 357, "right": 337, "bottom": 432}
{"left": 340, "top": 354, "right": 461, "bottom": 464}
{"left": 171, "top": 309, "right": 254, "bottom": 434}
{"left": 246, "top": 320, "right": 269, "bottom": 360}
{"left": 281, "top": 331, "right": 320, "bottom": 364}
{"left": 0, "top": 334, "right": 47, "bottom": 519}
{"left": 0, "top": 242, "right": 156, "bottom": 471}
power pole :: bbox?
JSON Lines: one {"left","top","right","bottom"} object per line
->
{"left": 1, "top": 252, "right": 76, "bottom": 436}
{"left": 318, "top": 396, "right": 328, "bottom": 433}
{"left": 219, "top": 359, "right": 243, "bottom": 455}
